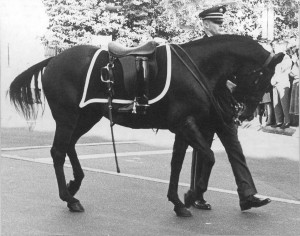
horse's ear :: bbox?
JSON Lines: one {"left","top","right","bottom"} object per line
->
{"left": 268, "top": 52, "right": 285, "bottom": 68}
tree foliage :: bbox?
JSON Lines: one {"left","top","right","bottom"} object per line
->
{"left": 41, "top": 0, "right": 299, "bottom": 50}
{"left": 272, "top": 0, "right": 299, "bottom": 40}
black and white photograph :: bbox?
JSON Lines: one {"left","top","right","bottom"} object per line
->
{"left": 1, "top": 0, "right": 299, "bottom": 235}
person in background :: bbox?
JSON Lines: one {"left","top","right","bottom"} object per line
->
{"left": 289, "top": 47, "right": 299, "bottom": 125}
{"left": 271, "top": 43, "right": 293, "bottom": 129}
{"left": 257, "top": 42, "right": 275, "bottom": 126}
{"left": 186, "top": 5, "right": 271, "bottom": 212}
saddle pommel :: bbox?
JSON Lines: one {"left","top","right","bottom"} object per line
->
{"left": 108, "top": 41, "right": 156, "bottom": 58}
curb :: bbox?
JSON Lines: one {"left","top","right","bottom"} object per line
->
{"left": 261, "top": 126, "right": 298, "bottom": 137}
{"left": 240, "top": 120, "right": 299, "bottom": 138}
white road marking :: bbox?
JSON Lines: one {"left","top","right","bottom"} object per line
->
{"left": 1, "top": 141, "right": 143, "bottom": 151}
{"left": 2, "top": 153, "right": 300, "bottom": 206}
{"left": 32, "top": 149, "right": 193, "bottom": 162}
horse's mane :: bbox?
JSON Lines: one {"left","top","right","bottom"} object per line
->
{"left": 181, "top": 34, "right": 268, "bottom": 63}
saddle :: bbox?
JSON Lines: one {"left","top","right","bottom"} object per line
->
{"left": 108, "top": 41, "right": 156, "bottom": 57}
{"left": 103, "top": 41, "right": 157, "bottom": 114}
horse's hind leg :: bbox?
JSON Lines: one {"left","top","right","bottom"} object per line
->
{"left": 51, "top": 113, "right": 85, "bottom": 212}
{"left": 66, "top": 146, "right": 84, "bottom": 197}
{"left": 67, "top": 111, "right": 103, "bottom": 197}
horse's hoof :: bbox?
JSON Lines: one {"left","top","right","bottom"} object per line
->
{"left": 184, "top": 190, "right": 195, "bottom": 208}
{"left": 67, "top": 201, "right": 85, "bottom": 212}
{"left": 174, "top": 206, "right": 192, "bottom": 217}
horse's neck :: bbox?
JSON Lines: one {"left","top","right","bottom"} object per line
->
{"left": 195, "top": 45, "right": 238, "bottom": 88}
{"left": 187, "top": 38, "right": 265, "bottom": 87}
{"left": 206, "top": 38, "right": 266, "bottom": 67}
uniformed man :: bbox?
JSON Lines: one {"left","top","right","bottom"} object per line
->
{"left": 199, "top": 5, "right": 226, "bottom": 37}
{"left": 186, "top": 5, "right": 271, "bottom": 211}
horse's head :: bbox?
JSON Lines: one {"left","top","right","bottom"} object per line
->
{"left": 232, "top": 49, "right": 285, "bottom": 122}
{"left": 180, "top": 35, "right": 285, "bottom": 123}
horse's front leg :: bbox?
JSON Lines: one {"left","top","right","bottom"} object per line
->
{"left": 168, "top": 116, "right": 215, "bottom": 217}
{"left": 167, "top": 133, "right": 190, "bottom": 217}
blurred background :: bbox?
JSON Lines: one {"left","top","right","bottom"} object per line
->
{"left": 0, "top": 0, "right": 299, "bottom": 141}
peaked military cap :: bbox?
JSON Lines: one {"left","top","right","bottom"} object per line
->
{"left": 199, "top": 5, "right": 226, "bottom": 23}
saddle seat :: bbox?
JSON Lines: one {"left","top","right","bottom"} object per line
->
{"left": 108, "top": 41, "right": 156, "bottom": 58}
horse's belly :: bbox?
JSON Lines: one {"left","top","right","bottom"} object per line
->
{"left": 105, "top": 111, "right": 169, "bottom": 130}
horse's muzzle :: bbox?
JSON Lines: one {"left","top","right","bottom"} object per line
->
{"left": 239, "top": 114, "right": 254, "bottom": 122}
{"left": 236, "top": 102, "right": 255, "bottom": 123}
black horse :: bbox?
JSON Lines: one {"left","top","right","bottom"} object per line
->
{"left": 8, "top": 35, "right": 284, "bottom": 216}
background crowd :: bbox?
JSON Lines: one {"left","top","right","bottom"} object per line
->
{"left": 257, "top": 40, "right": 299, "bottom": 128}
{"left": 39, "top": 0, "right": 299, "bottom": 128}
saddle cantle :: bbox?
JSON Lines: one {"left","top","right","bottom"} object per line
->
{"left": 108, "top": 41, "right": 157, "bottom": 58}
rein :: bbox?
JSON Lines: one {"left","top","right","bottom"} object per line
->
{"left": 169, "top": 44, "right": 228, "bottom": 126}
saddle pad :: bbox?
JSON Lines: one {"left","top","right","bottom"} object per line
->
{"left": 79, "top": 44, "right": 171, "bottom": 108}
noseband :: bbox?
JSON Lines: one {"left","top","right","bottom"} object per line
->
{"left": 234, "top": 51, "right": 274, "bottom": 96}
{"left": 230, "top": 52, "right": 275, "bottom": 121}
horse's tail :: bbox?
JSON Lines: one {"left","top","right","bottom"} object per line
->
{"left": 8, "top": 57, "right": 53, "bottom": 120}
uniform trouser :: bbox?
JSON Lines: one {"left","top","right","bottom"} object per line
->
{"left": 273, "top": 85, "right": 291, "bottom": 124}
{"left": 190, "top": 122, "right": 257, "bottom": 200}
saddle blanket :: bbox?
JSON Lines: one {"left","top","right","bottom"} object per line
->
{"left": 79, "top": 44, "right": 171, "bottom": 108}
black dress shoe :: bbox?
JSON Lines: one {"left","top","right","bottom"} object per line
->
{"left": 193, "top": 199, "right": 212, "bottom": 210}
{"left": 240, "top": 195, "right": 271, "bottom": 211}
{"left": 271, "top": 123, "right": 283, "bottom": 128}
{"left": 280, "top": 123, "right": 290, "bottom": 129}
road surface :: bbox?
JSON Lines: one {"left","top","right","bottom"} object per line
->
{"left": 1, "top": 127, "right": 300, "bottom": 235}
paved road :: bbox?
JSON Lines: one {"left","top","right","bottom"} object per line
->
{"left": 1, "top": 127, "right": 300, "bottom": 235}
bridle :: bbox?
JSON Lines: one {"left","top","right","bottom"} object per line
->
{"left": 223, "top": 51, "right": 275, "bottom": 122}
{"left": 232, "top": 52, "right": 275, "bottom": 105}
{"left": 169, "top": 44, "right": 275, "bottom": 123}
{"left": 235, "top": 52, "right": 274, "bottom": 81}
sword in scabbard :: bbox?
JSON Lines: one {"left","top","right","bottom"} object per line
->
{"left": 101, "top": 62, "right": 120, "bottom": 173}
{"left": 107, "top": 95, "right": 120, "bottom": 173}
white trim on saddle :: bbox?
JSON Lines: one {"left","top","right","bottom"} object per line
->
{"left": 79, "top": 44, "right": 172, "bottom": 108}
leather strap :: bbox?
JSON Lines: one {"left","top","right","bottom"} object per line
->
{"left": 169, "top": 44, "right": 228, "bottom": 127}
